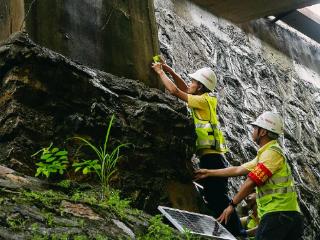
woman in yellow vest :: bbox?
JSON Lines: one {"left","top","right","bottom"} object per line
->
{"left": 195, "top": 111, "right": 303, "bottom": 240}
{"left": 151, "top": 60, "right": 244, "bottom": 237}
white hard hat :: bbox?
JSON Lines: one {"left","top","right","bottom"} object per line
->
{"left": 188, "top": 67, "right": 217, "bottom": 91}
{"left": 251, "top": 111, "right": 284, "bottom": 135}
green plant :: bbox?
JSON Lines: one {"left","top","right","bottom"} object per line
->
{"left": 78, "top": 219, "right": 85, "bottom": 228}
{"left": 95, "top": 235, "right": 109, "bottom": 240}
{"left": 183, "top": 228, "right": 202, "bottom": 240}
{"left": 45, "top": 212, "right": 54, "bottom": 226}
{"left": 57, "top": 179, "right": 72, "bottom": 188}
{"left": 71, "top": 191, "right": 98, "bottom": 205}
{"left": 32, "top": 143, "right": 69, "bottom": 178}
{"left": 74, "top": 235, "right": 88, "bottom": 240}
{"left": 31, "top": 235, "right": 49, "bottom": 240}
{"left": 138, "top": 215, "right": 176, "bottom": 240}
{"left": 51, "top": 234, "right": 69, "bottom": 240}
{"left": 72, "top": 115, "right": 127, "bottom": 199}
{"left": 7, "top": 217, "right": 25, "bottom": 230}
{"left": 23, "top": 190, "right": 66, "bottom": 207}
{"left": 30, "top": 223, "right": 39, "bottom": 231}
{"left": 73, "top": 159, "right": 101, "bottom": 175}
{"left": 100, "top": 190, "right": 131, "bottom": 218}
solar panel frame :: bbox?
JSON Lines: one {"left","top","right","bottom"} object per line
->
{"left": 158, "top": 206, "right": 237, "bottom": 240}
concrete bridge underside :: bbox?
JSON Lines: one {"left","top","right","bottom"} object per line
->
{"left": 191, "top": 0, "right": 320, "bottom": 22}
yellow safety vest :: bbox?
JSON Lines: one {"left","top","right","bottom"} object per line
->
{"left": 246, "top": 213, "right": 258, "bottom": 240}
{"left": 246, "top": 213, "right": 258, "bottom": 229}
{"left": 190, "top": 93, "right": 227, "bottom": 153}
{"left": 256, "top": 142, "right": 300, "bottom": 218}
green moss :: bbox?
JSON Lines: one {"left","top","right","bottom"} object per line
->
{"left": 57, "top": 179, "right": 72, "bottom": 189}
{"left": 44, "top": 212, "right": 54, "bottom": 226}
{"left": 74, "top": 235, "right": 88, "bottom": 240}
{"left": 71, "top": 190, "right": 99, "bottom": 205}
{"left": 137, "top": 215, "right": 175, "bottom": 240}
{"left": 52, "top": 234, "right": 69, "bottom": 240}
{"left": 31, "top": 233, "right": 70, "bottom": 240}
{"left": 95, "top": 235, "right": 109, "bottom": 240}
{"left": 31, "top": 235, "right": 50, "bottom": 240}
{"left": 30, "top": 223, "right": 40, "bottom": 231}
{"left": 7, "top": 216, "right": 26, "bottom": 230}
{"left": 22, "top": 190, "right": 67, "bottom": 207}
{"left": 137, "top": 215, "right": 203, "bottom": 240}
{"left": 100, "top": 190, "right": 131, "bottom": 219}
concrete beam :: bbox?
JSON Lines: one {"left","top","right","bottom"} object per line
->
{"left": 278, "top": 9, "right": 320, "bottom": 43}
{"left": 190, "top": 0, "right": 320, "bottom": 22}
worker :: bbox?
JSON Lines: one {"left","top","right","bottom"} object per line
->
{"left": 240, "top": 192, "right": 259, "bottom": 239}
{"left": 195, "top": 111, "right": 303, "bottom": 240}
{"left": 151, "top": 59, "right": 244, "bottom": 237}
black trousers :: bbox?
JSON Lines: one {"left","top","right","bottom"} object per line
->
{"left": 199, "top": 153, "right": 245, "bottom": 237}
{"left": 256, "top": 211, "right": 304, "bottom": 240}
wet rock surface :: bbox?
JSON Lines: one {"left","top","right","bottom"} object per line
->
{"left": 0, "top": 165, "right": 152, "bottom": 239}
{"left": 155, "top": 0, "right": 320, "bottom": 238}
{"left": 0, "top": 32, "right": 195, "bottom": 213}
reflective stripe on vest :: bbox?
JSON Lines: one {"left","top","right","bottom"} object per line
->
{"left": 197, "top": 139, "right": 215, "bottom": 146}
{"left": 195, "top": 123, "right": 217, "bottom": 129}
{"left": 191, "top": 93, "right": 227, "bottom": 152}
{"left": 257, "top": 186, "right": 296, "bottom": 199}
{"left": 267, "top": 175, "right": 293, "bottom": 185}
{"left": 255, "top": 141, "right": 300, "bottom": 217}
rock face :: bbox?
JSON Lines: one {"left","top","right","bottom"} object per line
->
{"left": 154, "top": 0, "right": 320, "bottom": 238}
{"left": 0, "top": 165, "right": 152, "bottom": 239}
{"left": 0, "top": 32, "right": 195, "bottom": 213}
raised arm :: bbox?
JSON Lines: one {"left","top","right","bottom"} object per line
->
{"left": 162, "top": 64, "right": 188, "bottom": 93}
{"left": 152, "top": 62, "right": 188, "bottom": 102}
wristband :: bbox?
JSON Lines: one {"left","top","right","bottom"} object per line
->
{"left": 229, "top": 199, "right": 237, "bottom": 208}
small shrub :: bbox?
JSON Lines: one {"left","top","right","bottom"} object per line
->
{"left": 100, "top": 190, "right": 131, "bottom": 218}
{"left": 57, "top": 179, "right": 72, "bottom": 189}
{"left": 138, "top": 215, "right": 176, "bottom": 240}
{"left": 71, "top": 115, "right": 127, "bottom": 199}
{"left": 73, "top": 159, "right": 101, "bottom": 175}
{"left": 183, "top": 229, "right": 202, "bottom": 240}
{"left": 32, "top": 143, "right": 69, "bottom": 178}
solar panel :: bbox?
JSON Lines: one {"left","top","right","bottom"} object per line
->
{"left": 158, "top": 206, "right": 237, "bottom": 240}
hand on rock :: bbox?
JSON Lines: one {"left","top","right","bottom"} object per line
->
{"left": 194, "top": 169, "right": 211, "bottom": 180}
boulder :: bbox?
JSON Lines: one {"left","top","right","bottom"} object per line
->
{"left": 0, "top": 32, "right": 195, "bottom": 212}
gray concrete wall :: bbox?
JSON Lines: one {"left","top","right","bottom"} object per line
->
{"left": 190, "top": 0, "right": 320, "bottom": 22}
{"left": 154, "top": 0, "right": 320, "bottom": 238}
